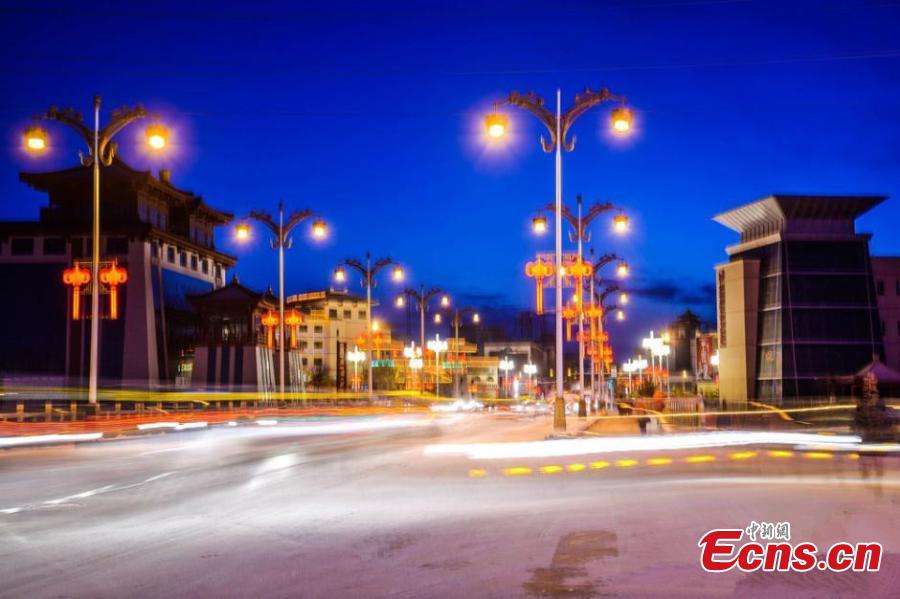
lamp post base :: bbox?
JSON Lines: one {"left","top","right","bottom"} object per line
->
{"left": 553, "top": 397, "right": 567, "bottom": 432}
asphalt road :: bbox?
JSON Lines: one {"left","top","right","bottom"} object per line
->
{"left": 1, "top": 413, "right": 898, "bottom": 598}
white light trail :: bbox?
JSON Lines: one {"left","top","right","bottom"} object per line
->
{"left": 424, "top": 432, "right": 871, "bottom": 460}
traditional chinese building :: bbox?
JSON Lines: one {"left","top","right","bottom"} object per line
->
{"left": 0, "top": 160, "right": 235, "bottom": 388}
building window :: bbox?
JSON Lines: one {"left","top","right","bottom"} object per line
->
{"left": 179, "top": 251, "right": 187, "bottom": 267}
{"left": 215, "top": 265, "right": 222, "bottom": 279}
{"left": 343, "top": 310, "right": 352, "bottom": 319}
{"left": 314, "top": 325, "right": 323, "bottom": 334}
{"left": 299, "top": 325, "right": 308, "bottom": 333}
{"left": 876, "top": 279, "right": 885, "bottom": 296}
{"left": 107, "top": 237, "right": 128, "bottom": 255}
{"left": 314, "top": 341, "right": 323, "bottom": 350}
{"left": 10, "top": 238, "right": 34, "bottom": 256}
{"left": 314, "top": 358, "right": 323, "bottom": 368}
{"left": 359, "top": 310, "right": 366, "bottom": 320}
{"left": 190, "top": 255, "right": 198, "bottom": 270}
{"left": 302, "top": 357, "right": 308, "bottom": 366}
{"left": 167, "top": 246, "right": 176, "bottom": 263}
{"left": 201, "top": 259, "right": 209, "bottom": 274}
{"left": 300, "top": 341, "right": 308, "bottom": 350}
{"left": 42, "top": 237, "right": 65, "bottom": 255}
{"left": 329, "top": 309, "right": 338, "bottom": 319}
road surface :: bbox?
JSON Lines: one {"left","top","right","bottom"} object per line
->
{"left": 1, "top": 413, "right": 898, "bottom": 598}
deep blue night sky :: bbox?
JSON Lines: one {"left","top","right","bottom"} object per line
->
{"left": 2, "top": 0, "right": 899, "bottom": 357}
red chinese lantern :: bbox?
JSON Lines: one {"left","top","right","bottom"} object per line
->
{"left": 261, "top": 310, "right": 279, "bottom": 348}
{"left": 561, "top": 304, "right": 580, "bottom": 341}
{"left": 284, "top": 309, "right": 303, "bottom": 348}
{"left": 99, "top": 263, "right": 128, "bottom": 320}
{"left": 62, "top": 264, "right": 91, "bottom": 320}
{"left": 565, "top": 259, "right": 592, "bottom": 310}
{"left": 525, "top": 259, "right": 553, "bottom": 315}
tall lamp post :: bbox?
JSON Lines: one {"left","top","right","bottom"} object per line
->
{"left": 487, "top": 88, "right": 634, "bottom": 431}
{"left": 426, "top": 335, "right": 448, "bottom": 398}
{"left": 23, "top": 97, "right": 168, "bottom": 404}
{"left": 347, "top": 345, "right": 366, "bottom": 392}
{"left": 535, "top": 195, "right": 628, "bottom": 417}
{"left": 236, "top": 203, "right": 327, "bottom": 398}
{"left": 334, "top": 253, "right": 404, "bottom": 397}
{"left": 397, "top": 285, "right": 449, "bottom": 392}
{"left": 449, "top": 307, "right": 480, "bottom": 397}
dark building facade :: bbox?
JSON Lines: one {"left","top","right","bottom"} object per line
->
{"left": 0, "top": 160, "right": 235, "bottom": 388}
{"left": 715, "top": 195, "right": 887, "bottom": 404}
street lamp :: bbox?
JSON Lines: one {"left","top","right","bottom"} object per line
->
{"left": 403, "top": 343, "right": 423, "bottom": 390}
{"left": 236, "top": 202, "right": 326, "bottom": 399}
{"left": 523, "top": 362, "right": 538, "bottom": 397}
{"left": 346, "top": 346, "right": 366, "bottom": 392}
{"left": 426, "top": 335, "right": 448, "bottom": 397}
{"left": 23, "top": 97, "right": 167, "bottom": 404}
{"left": 488, "top": 87, "right": 634, "bottom": 432}
{"left": 616, "top": 261, "right": 630, "bottom": 277}
{"left": 532, "top": 214, "right": 548, "bottom": 234}
{"left": 499, "top": 356, "right": 514, "bottom": 399}
{"left": 398, "top": 285, "right": 446, "bottom": 392}
{"left": 449, "top": 307, "right": 481, "bottom": 397}
{"left": 335, "top": 252, "right": 404, "bottom": 397}
{"left": 539, "top": 194, "right": 629, "bottom": 418}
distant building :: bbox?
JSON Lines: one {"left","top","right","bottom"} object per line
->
{"left": 0, "top": 161, "right": 234, "bottom": 387}
{"left": 714, "top": 194, "right": 890, "bottom": 404}
{"left": 664, "top": 310, "right": 719, "bottom": 393}
{"left": 287, "top": 289, "right": 401, "bottom": 389}
{"left": 871, "top": 257, "right": 900, "bottom": 370}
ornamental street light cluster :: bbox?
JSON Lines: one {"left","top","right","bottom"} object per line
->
{"left": 235, "top": 202, "right": 328, "bottom": 398}
{"left": 334, "top": 252, "right": 405, "bottom": 397}
{"left": 486, "top": 86, "right": 637, "bottom": 432}
{"left": 23, "top": 97, "right": 168, "bottom": 404}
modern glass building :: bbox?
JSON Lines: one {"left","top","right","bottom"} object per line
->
{"left": 714, "top": 195, "right": 886, "bottom": 404}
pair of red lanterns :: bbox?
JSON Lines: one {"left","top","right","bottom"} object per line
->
{"left": 62, "top": 263, "right": 127, "bottom": 320}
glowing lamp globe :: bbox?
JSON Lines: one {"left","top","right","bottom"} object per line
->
{"left": 485, "top": 112, "right": 508, "bottom": 139}
{"left": 613, "top": 213, "right": 629, "bottom": 233}
{"left": 532, "top": 214, "right": 548, "bottom": 234}
{"left": 334, "top": 267, "right": 347, "bottom": 283}
{"left": 145, "top": 123, "right": 168, "bottom": 150}
{"left": 24, "top": 126, "right": 48, "bottom": 152}
{"left": 611, "top": 107, "right": 634, "bottom": 133}
{"left": 311, "top": 219, "right": 327, "bottom": 239}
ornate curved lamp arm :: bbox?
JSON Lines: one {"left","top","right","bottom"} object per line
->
{"left": 97, "top": 105, "right": 150, "bottom": 165}
{"left": 598, "top": 284, "right": 621, "bottom": 304}
{"left": 342, "top": 257, "right": 369, "bottom": 281}
{"left": 284, "top": 210, "right": 315, "bottom": 237}
{"left": 504, "top": 91, "right": 558, "bottom": 153}
{"left": 248, "top": 211, "right": 279, "bottom": 237}
{"left": 544, "top": 202, "right": 579, "bottom": 231}
{"left": 560, "top": 87, "right": 625, "bottom": 151}
{"left": 582, "top": 202, "right": 615, "bottom": 228}
{"left": 593, "top": 253, "right": 619, "bottom": 272}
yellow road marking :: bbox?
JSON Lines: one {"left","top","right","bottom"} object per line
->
{"left": 684, "top": 455, "right": 716, "bottom": 463}
{"left": 540, "top": 465, "right": 564, "bottom": 474}
{"left": 767, "top": 450, "right": 793, "bottom": 458}
{"left": 504, "top": 466, "right": 533, "bottom": 476}
{"left": 567, "top": 463, "right": 586, "bottom": 472}
{"left": 646, "top": 457, "right": 672, "bottom": 466}
{"left": 589, "top": 460, "right": 610, "bottom": 470}
{"left": 730, "top": 451, "right": 757, "bottom": 460}
{"left": 616, "top": 459, "right": 638, "bottom": 468}
{"left": 804, "top": 451, "right": 833, "bottom": 460}
{"left": 469, "top": 468, "right": 488, "bottom": 478}
{"left": 847, "top": 453, "right": 860, "bottom": 460}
